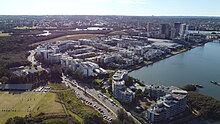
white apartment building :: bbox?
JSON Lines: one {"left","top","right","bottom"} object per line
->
{"left": 112, "top": 70, "right": 134, "bottom": 103}
{"left": 61, "top": 55, "right": 101, "bottom": 77}
{"left": 179, "top": 24, "right": 189, "bottom": 39}
{"left": 146, "top": 86, "right": 188, "bottom": 122}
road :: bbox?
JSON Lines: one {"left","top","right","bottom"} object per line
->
{"left": 27, "top": 50, "right": 37, "bottom": 65}
{"left": 67, "top": 78, "right": 119, "bottom": 113}
{"left": 28, "top": 50, "right": 140, "bottom": 123}
{"left": 62, "top": 76, "right": 141, "bottom": 124}
{"left": 27, "top": 50, "right": 47, "bottom": 72}
{"left": 62, "top": 76, "right": 116, "bottom": 121}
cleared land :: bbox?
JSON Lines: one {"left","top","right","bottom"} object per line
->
{"left": 31, "top": 34, "right": 104, "bottom": 46}
{"left": 108, "top": 31, "right": 128, "bottom": 35}
{"left": 14, "top": 26, "right": 56, "bottom": 30}
{"left": 0, "top": 92, "right": 64, "bottom": 124}
{"left": 0, "top": 33, "right": 10, "bottom": 37}
{"left": 14, "top": 26, "right": 41, "bottom": 29}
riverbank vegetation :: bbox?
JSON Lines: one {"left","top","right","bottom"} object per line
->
{"left": 187, "top": 92, "right": 220, "bottom": 120}
{"left": 181, "top": 84, "right": 197, "bottom": 91}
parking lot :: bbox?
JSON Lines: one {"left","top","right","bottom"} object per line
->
{"left": 62, "top": 77, "right": 116, "bottom": 121}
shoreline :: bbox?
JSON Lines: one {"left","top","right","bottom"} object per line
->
{"left": 127, "top": 42, "right": 207, "bottom": 73}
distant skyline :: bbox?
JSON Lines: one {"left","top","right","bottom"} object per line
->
{"left": 1, "top": 0, "right": 220, "bottom": 16}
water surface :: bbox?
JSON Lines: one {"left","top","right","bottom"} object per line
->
{"left": 129, "top": 42, "right": 220, "bottom": 99}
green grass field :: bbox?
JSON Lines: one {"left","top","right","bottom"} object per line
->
{"left": 0, "top": 33, "right": 10, "bottom": 37}
{"left": 0, "top": 92, "right": 64, "bottom": 123}
{"left": 0, "top": 83, "right": 102, "bottom": 123}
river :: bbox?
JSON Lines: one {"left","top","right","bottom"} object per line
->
{"left": 129, "top": 42, "right": 220, "bottom": 100}
{"left": 189, "top": 30, "right": 220, "bottom": 34}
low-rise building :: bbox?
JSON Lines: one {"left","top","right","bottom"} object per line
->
{"left": 119, "top": 49, "right": 134, "bottom": 58}
{"left": 144, "top": 49, "right": 164, "bottom": 60}
{"left": 48, "top": 53, "right": 62, "bottom": 64}
{"left": 0, "top": 84, "right": 33, "bottom": 91}
{"left": 61, "top": 54, "right": 103, "bottom": 77}
{"left": 97, "top": 54, "right": 121, "bottom": 64}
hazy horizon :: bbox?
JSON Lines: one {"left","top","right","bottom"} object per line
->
{"left": 0, "top": 15, "right": 220, "bottom": 18}
{"left": 1, "top": 0, "right": 220, "bottom": 16}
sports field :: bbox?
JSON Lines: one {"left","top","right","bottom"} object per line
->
{"left": 0, "top": 92, "right": 64, "bottom": 123}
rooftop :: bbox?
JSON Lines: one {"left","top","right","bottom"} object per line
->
{"left": 112, "top": 70, "right": 128, "bottom": 81}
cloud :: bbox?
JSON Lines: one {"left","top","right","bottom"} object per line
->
{"left": 117, "top": 0, "right": 147, "bottom": 5}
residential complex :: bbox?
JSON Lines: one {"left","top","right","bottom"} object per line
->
{"left": 31, "top": 21, "right": 193, "bottom": 123}
{"left": 36, "top": 40, "right": 106, "bottom": 77}
{"left": 112, "top": 70, "right": 134, "bottom": 103}
{"left": 145, "top": 85, "right": 188, "bottom": 122}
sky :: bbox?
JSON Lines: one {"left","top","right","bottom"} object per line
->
{"left": 0, "top": 0, "right": 220, "bottom": 16}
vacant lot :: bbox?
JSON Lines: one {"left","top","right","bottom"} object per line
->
{"left": 14, "top": 26, "right": 41, "bottom": 30}
{"left": 31, "top": 34, "right": 104, "bottom": 46}
{"left": 109, "top": 31, "right": 128, "bottom": 35}
{"left": 0, "top": 92, "right": 64, "bottom": 123}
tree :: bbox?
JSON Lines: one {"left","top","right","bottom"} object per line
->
{"left": 135, "top": 89, "right": 143, "bottom": 100}
{"left": 113, "top": 109, "right": 136, "bottom": 124}
{"left": 64, "top": 67, "right": 73, "bottom": 77}
{"left": 6, "top": 116, "right": 27, "bottom": 124}
{"left": 122, "top": 116, "right": 135, "bottom": 124}
{"left": 143, "top": 89, "right": 149, "bottom": 97}
{"left": 49, "top": 64, "right": 62, "bottom": 83}
{"left": 181, "top": 84, "right": 196, "bottom": 91}
{"left": 111, "top": 119, "right": 122, "bottom": 124}
{"left": 0, "top": 76, "right": 9, "bottom": 83}
{"left": 73, "top": 70, "right": 84, "bottom": 80}
{"left": 83, "top": 113, "right": 104, "bottom": 124}
{"left": 117, "top": 109, "right": 128, "bottom": 121}
{"left": 187, "top": 92, "right": 220, "bottom": 119}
